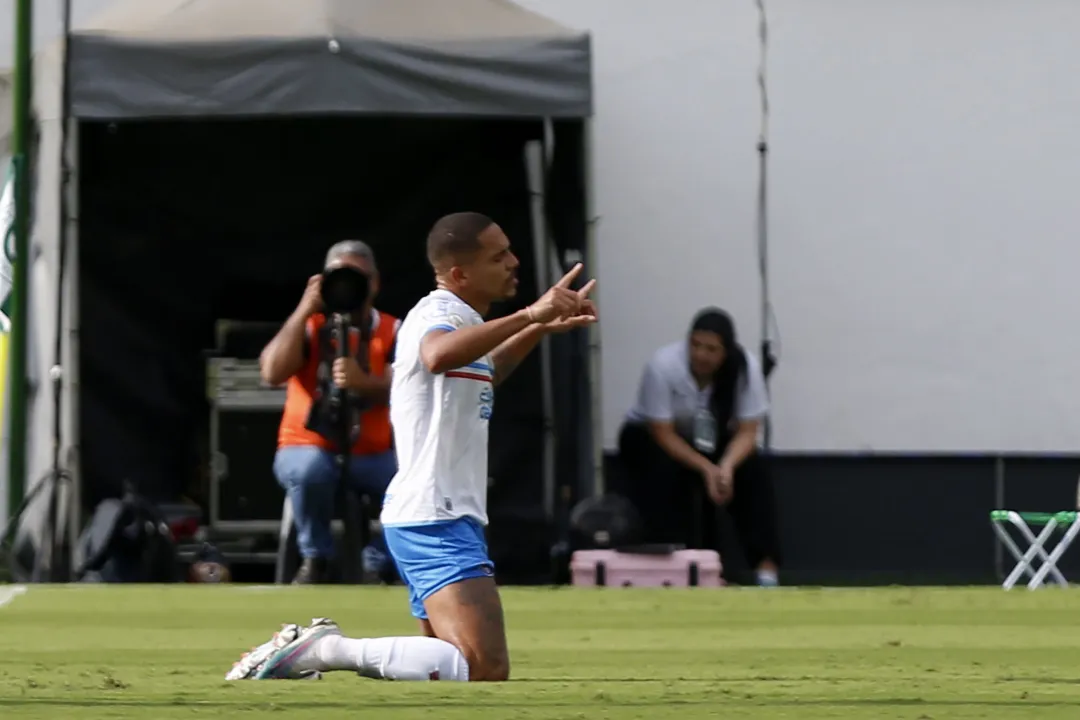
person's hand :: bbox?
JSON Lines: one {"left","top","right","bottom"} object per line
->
{"left": 703, "top": 463, "right": 733, "bottom": 505}
{"left": 545, "top": 279, "right": 598, "bottom": 334}
{"left": 298, "top": 274, "right": 323, "bottom": 317}
{"left": 717, "top": 461, "right": 734, "bottom": 488}
{"left": 527, "top": 263, "right": 591, "bottom": 324}
{"left": 332, "top": 357, "right": 368, "bottom": 390}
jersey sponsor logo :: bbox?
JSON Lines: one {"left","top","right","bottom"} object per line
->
{"left": 479, "top": 385, "right": 494, "bottom": 420}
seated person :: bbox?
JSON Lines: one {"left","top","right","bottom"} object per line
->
{"left": 618, "top": 307, "right": 781, "bottom": 586}
{"left": 260, "top": 240, "right": 400, "bottom": 584}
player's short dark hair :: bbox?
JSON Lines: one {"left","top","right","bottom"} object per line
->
{"left": 426, "top": 212, "right": 494, "bottom": 267}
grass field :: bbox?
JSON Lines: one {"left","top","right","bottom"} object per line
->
{"left": 1, "top": 584, "right": 1079, "bottom": 718}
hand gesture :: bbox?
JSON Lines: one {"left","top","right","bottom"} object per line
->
{"left": 332, "top": 357, "right": 366, "bottom": 390}
{"left": 545, "top": 278, "right": 598, "bottom": 334}
{"left": 703, "top": 464, "right": 733, "bottom": 506}
{"left": 527, "top": 263, "right": 594, "bottom": 325}
{"left": 298, "top": 274, "right": 323, "bottom": 317}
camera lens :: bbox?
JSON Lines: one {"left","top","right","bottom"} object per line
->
{"left": 321, "top": 266, "right": 370, "bottom": 314}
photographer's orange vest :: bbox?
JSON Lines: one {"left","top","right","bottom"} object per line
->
{"left": 277, "top": 310, "right": 397, "bottom": 455}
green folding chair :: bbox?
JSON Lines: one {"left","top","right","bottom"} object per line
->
{"left": 989, "top": 510, "right": 1080, "bottom": 590}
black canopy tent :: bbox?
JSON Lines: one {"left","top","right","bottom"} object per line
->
{"left": 14, "top": 0, "right": 594, "bottom": 581}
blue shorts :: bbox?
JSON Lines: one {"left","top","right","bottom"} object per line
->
{"left": 383, "top": 517, "right": 494, "bottom": 620}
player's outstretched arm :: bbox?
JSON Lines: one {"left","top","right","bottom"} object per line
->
{"left": 420, "top": 264, "right": 592, "bottom": 377}
{"left": 420, "top": 309, "right": 535, "bottom": 375}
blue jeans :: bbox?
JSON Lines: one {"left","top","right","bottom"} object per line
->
{"left": 273, "top": 446, "right": 395, "bottom": 563}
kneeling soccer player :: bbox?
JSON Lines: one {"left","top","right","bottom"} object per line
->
{"left": 226, "top": 213, "right": 596, "bottom": 682}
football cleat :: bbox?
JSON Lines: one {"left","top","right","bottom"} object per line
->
{"left": 226, "top": 618, "right": 341, "bottom": 681}
{"left": 226, "top": 622, "right": 304, "bottom": 680}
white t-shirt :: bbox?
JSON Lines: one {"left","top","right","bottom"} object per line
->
{"left": 381, "top": 289, "right": 494, "bottom": 527}
{"left": 625, "top": 341, "right": 770, "bottom": 436}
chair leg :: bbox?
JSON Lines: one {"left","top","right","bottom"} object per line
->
{"left": 275, "top": 496, "right": 296, "bottom": 585}
{"left": 992, "top": 511, "right": 1079, "bottom": 590}
{"left": 359, "top": 494, "right": 372, "bottom": 552}
{"left": 340, "top": 488, "right": 362, "bottom": 584}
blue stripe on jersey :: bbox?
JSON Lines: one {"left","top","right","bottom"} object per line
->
{"left": 464, "top": 361, "right": 492, "bottom": 372}
{"left": 426, "top": 323, "right": 456, "bottom": 334}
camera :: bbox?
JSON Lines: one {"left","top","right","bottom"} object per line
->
{"left": 320, "top": 265, "right": 370, "bottom": 316}
{"left": 305, "top": 264, "right": 372, "bottom": 448}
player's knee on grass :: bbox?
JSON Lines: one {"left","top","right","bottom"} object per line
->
{"left": 424, "top": 576, "right": 511, "bottom": 682}
{"left": 450, "top": 638, "right": 509, "bottom": 682}
{"left": 472, "top": 651, "right": 509, "bottom": 682}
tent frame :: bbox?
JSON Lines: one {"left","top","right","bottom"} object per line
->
{"left": 13, "top": 0, "right": 598, "bottom": 582}
{"left": 31, "top": 115, "right": 601, "bottom": 579}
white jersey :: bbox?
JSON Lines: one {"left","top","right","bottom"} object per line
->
{"left": 381, "top": 289, "right": 494, "bottom": 527}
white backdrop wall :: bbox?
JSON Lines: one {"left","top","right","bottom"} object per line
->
{"left": 519, "top": 0, "right": 1080, "bottom": 453}
{"left": 516, "top": 0, "right": 765, "bottom": 447}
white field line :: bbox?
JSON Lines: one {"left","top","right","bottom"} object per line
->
{"left": 0, "top": 584, "right": 27, "bottom": 608}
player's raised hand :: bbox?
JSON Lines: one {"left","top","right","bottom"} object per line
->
{"left": 544, "top": 277, "right": 598, "bottom": 334}
{"left": 527, "top": 263, "right": 587, "bottom": 324}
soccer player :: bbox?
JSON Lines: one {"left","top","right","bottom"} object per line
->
{"left": 227, "top": 213, "right": 596, "bottom": 682}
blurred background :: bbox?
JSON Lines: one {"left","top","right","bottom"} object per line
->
{"left": 2, "top": 0, "right": 1079, "bottom": 589}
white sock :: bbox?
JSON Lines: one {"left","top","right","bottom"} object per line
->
{"left": 297, "top": 635, "right": 469, "bottom": 681}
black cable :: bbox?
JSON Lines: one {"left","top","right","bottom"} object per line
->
{"left": 0, "top": 468, "right": 72, "bottom": 579}
{"left": 755, "top": 0, "right": 780, "bottom": 449}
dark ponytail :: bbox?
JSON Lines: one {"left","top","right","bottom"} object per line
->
{"left": 690, "top": 307, "right": 748, "bottom": 430}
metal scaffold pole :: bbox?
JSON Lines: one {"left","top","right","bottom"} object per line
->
{"left": 7, "top": 0, "right": 33, "bottom": 515}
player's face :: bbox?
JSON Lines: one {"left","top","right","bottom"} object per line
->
{"left": 326, "top": 253, "right": 379, "bottom": 303}
{"left": 689, "top": 330, "right": 726, "bottom": 379}
{"left": 464, "top": 225, "right": 519, "bottom": 301}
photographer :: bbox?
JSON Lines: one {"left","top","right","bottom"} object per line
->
{"left": 618, "top": 307, "right": 782, "bottom": 586}
{"left": 260, "top": 241, "right": 399, "bottom": 584}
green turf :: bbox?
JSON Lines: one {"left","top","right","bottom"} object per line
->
{"left": 1, "top": 584, "right": 1080, "bottom": 718}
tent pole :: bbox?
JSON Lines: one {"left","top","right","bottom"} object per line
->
{"left": 583, "top": 120, "right": 603, "bottom": 497}
{"left": 44, "top": 0, "right": 76, "bottom": 582}
{"left": 61, "top": 129, "right": 81, "bottom": 575}
{"left": 525, "top": 139, "right": 556, "bottom": 519}
{"left": 7, "top": 0, "right": 33, "bottom": 519}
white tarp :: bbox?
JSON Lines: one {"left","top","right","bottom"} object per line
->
{"left": 68, "top": 0, "right": 592, "bottom": 119}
